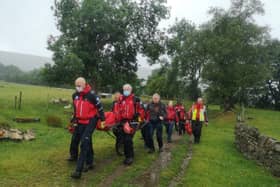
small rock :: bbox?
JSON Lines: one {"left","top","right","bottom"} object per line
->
{"left": 274, "top": 143, "right": 280, "bottom": 152}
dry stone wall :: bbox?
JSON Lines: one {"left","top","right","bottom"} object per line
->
{"left": 235, "top": 123, "right": 280, "bottom": 177}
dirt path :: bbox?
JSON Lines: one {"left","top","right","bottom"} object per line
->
{"left": 132, "top": 133, "right": 183, "bottom": 187}
{"left": 96, "top": 163, "right": 128, "bottom": 187}
{"left": 95, "top": 133, "right": 193, "bottom": 187}
{"left": 74, "top": 154, "right": 119, "bottom": 187}
{"left": 168, "top": 137, "right": 193, "bottom": 187}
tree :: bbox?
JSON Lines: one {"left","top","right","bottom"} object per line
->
{"left": 44, "top": 0, "right": 169, "bottom": 91}
{"left": 145, "top": 57, "right": 182, "bottom": 99}
{"left": 42, "top": 53, "right": 84, "bottom": 86}
{"left": 202, "top": 0, "right": 270, "bottom": 111}
{"left": 248, "top": 40, "right": 280, "bottom": 110}
{"left": 0, "top": 63, "right": 44, "bottom": 85}
{"left": 167, "top": 19, "right": 208, "bottom": 100}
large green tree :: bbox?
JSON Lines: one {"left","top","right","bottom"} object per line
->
{"left": 202, "top": 0, "right": 270, "bottom": 111}
{"left": 44, "top": 0, "right": 169, "bottom": 90}
{"left": 166, "top": 19, "right": 209, "bottom": 100}
{"left": 249, "top": 40, "right": 280, "bottom": 110}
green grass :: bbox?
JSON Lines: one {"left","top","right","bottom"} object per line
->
{"left": 182, "top": 108, "right": 280, "bottom": 187}
{"left": 0, "top": 81, "right": 279, "bottom": 187}
{"left": 159, "top": 137, "right": 189, "bottom": 186}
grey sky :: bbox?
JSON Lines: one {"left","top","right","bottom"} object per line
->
{"left": 0, "top": 0, "right": 279, "bottom": 58}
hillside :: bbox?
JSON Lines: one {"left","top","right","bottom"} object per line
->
{"left": 0, "top": 51, "right": 53, "bottom": 71}
{"left": 0, "top": 50, "right": 152, "bottom": 80}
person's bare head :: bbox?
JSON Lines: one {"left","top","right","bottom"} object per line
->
{"left": 197, "top": 97, "right": 203, "bottom": 104}
{"left": 114, "top": 92, "right": 121, "bottom": 101}
{"left": 152, "top": 93, "right": 160, "bottom": 104}
{"left": 168, "top": 100, "right": 173, "bottom": 107}
{"left": 75, "top": 77, "right": 87, "bottom": 88}
{"left": 123, "top": 84, "right": 133, "bottom": 96}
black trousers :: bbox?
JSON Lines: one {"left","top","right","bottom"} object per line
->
{"left": 117, "top": 121, "right": 134, "bottom": 159}
{"left": 141, "top": 122, "right": 150, "bottom": 148}
{"left": 124, "top": 133, "right": 134, "bottom": 159}
{"left": 70, "top": 117, "right": 97, "bottom": 172}
{"left": 147, "top": 121, "right": 163, "bottom": 150}
{"left": 178, "top": 121, "right": 185, "bottom": 135}
{"left": 191, "top": 120, "right": 203, "bottom": 143}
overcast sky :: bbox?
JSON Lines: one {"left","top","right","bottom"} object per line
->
{"left": 0, "top": 0, "right": 279, "bottom": 58}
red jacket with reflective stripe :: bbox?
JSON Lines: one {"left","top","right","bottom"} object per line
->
{"left": 111, "top": 101, "right": 122, "bottom": 123}
{"left": 73, "top": 85, "right": 104, "bottom": 125}
{"left": 119, "top": 94, "right": 144, "bottom": 121}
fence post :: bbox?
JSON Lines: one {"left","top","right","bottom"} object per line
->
{"left": 18, "top": 91, "right": 22, "bottom": 110}
{"left": 14, "top": 96, "right": 17, "bottom": 110}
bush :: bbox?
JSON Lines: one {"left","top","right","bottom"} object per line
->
{"left": 46, "top": 115, "right": 63, "bottom": 128}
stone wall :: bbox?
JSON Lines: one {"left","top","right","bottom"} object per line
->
{"left": 235, "top": 123, "right": 280, "bottom": 177}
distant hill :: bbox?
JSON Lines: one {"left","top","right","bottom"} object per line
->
{"left": 0, "top": 50, "right": 152, "bottom": 80}
{"left": 0, "top": 51, "right": 53, "bottom": 71}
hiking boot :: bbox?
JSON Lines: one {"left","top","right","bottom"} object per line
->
{"left": 67, "top": 156, "right": 77, "bottom": 162}
{"left": 159, "top": 147, "right": 163, "bottom": 153}
{"left": 83, "top": 164, "right": 94, "bottom": 172}
{"left": 123, "top": 158, "right": 133, "bottom": 165}
{"left": 71, "top": 171, "right": 81, "bottom": 179}
{"left": 147, "top": 148, "right": 155, "bottom": 154}
{"left": 167, "top": 140, "right": 172, "bottom": 143}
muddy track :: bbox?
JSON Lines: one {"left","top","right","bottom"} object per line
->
{"left": 131, "top": 134, "right": 183, "bottom": 187}
{"left": 95, "top": 133, "right": 192, "bottom": 187}
{"left": 168, "top": 138, "right": 193, "bottom": 187}
{"left": 73, "top": 153, "right": 119, "bottom": 187}
{"left": 96, "top": 163, "right": 128, "bottom": 187}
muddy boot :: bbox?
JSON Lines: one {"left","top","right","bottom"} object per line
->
{"left": 71, "top": 171, "right": 81, "bottom": 179}
{"left": 159, "top": 147, "right": 163, "bottom": 152}
{"left": 123, "top": 158, "right": 133, "bottom": 165}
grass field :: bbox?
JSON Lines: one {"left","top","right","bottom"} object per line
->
{"left": 0, "top": 81, "right": 279, "bottom": 187}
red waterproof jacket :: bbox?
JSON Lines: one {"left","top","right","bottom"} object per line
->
{"left": 119, "top": 94, "right": 145, "bottom": 121}
{"left": 175, "top": 104, "right": 186, "bottom": 121}
{"left": 166, "top": 106, "right": 178, "bottom": 122}
{"left": 73, "top": 84, "right": 105, "bottom": 125}
{"left": 111, "top": 101, "right": 122, "bottom": 123}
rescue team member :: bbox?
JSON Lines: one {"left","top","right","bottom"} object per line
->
{"left": 70, "top": 77, "right": 105, "bottom": 179}
{"left": 189, "top": 98, "right": 208, "bottom": 144}
{"left": 141, "top": 101, "right": 150, "bottom": 148}
{"left": 146, "top": 93, "right": 166, "bottom": 153}
{"left": 111, "top": 92, "right": 122, "bottom": 123}
{"left": 165, "top": 101, "right": 177, "bottom": 143}
{"left": 118, "top": 84, "right": 145, "bottom": 165}
{"left": 175, "top": 101, "right": 186, "bottom": 135}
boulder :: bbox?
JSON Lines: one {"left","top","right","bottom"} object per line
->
{"left": 0, "top": 128, "right": 35, "bottom": 141}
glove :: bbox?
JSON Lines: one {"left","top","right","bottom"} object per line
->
{"left": 70, "top": 117, "right": 77, "bottom": 124}
{"left": 100, "top": 121, "right": 106, "bottom": 129}
{"left": 138, "top": 116, "right": 143, "bottom": 123}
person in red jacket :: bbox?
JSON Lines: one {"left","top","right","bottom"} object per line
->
{"left": 165, "top": 101, "right": 177, "bottom": 143}
{"left": 118, "top": 84, "right": 144, "bottom": 165}
{"left": 111, "top": 92, "right": 122, "bottom": 123}
{"left": 70, "top": 77, "right": 105, "bottom": 179}
{"left": 175, "top": 100, "right": 186, "bottom": 135}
